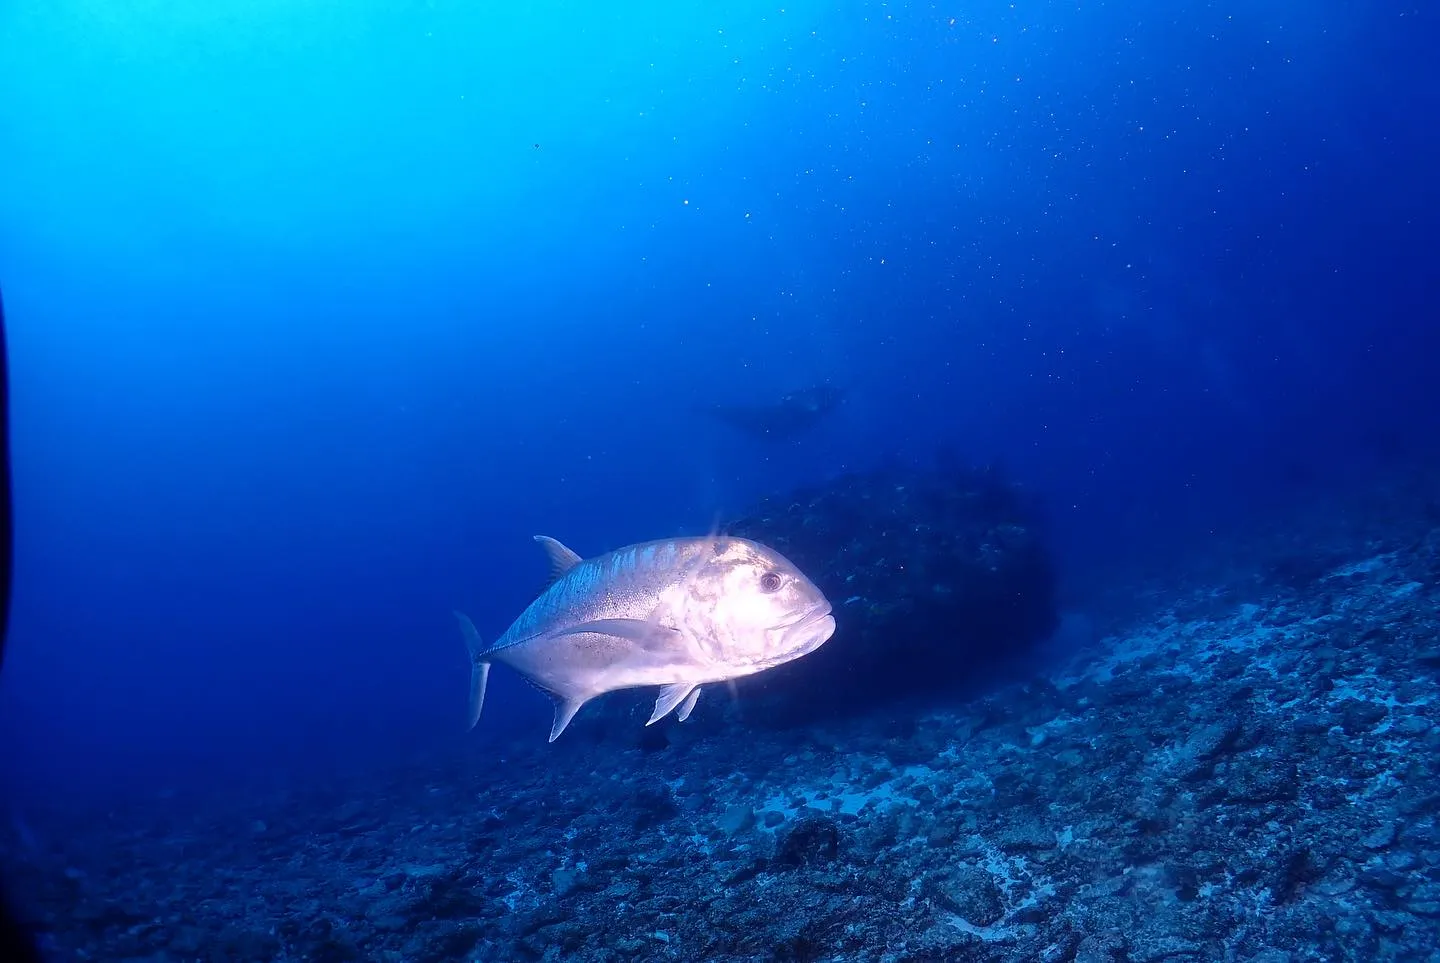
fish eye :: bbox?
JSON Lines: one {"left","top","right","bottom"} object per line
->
{"left": 759, "top": 571, "right": 783, "bottom": 594}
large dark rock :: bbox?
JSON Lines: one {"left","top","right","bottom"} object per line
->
{"left": 725, "top": 466, "right": 1058, "bottom": 720}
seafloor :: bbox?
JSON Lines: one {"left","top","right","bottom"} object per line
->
{"left": 8, "top": 488, "right": 1440, "bottom": 962}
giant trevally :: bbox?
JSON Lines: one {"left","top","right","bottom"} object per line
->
{"left": 454, "top": 535, "right": 836, "bottom": 742}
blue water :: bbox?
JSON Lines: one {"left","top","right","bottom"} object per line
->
{"left": 1, "top": 1, "right": 1437, "bottom": 959}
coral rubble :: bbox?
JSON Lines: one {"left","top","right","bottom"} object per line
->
{"left": 5, "top": 505, "right": 1439, "bottom": 963}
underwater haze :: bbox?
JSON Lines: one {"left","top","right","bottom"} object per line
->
{"left": 1, "top": 0, "right": 1439, "bottom": 960}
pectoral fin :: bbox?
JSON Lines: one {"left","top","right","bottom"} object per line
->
{"left": 648, "top": 683, "right": 698, "bottom": 725}
{"left": 551, "top": 618, "right": 682, "bottom": 650}
{"left": 676, "top": 686, "right": 702, "bottom": 722}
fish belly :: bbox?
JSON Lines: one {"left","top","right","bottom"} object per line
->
{"left": 495, "top": 628, "right": 702, "bottom": 701}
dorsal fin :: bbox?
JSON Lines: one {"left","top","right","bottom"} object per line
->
{"left": 533, "top": 535, "right": 583, "bottom": 587}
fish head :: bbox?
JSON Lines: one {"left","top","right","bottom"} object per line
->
{"left": 682, "top": 537, "right": 836, "bottom": 673}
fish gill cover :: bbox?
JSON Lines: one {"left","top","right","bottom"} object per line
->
{"left": 0, "top": 0, "right": 1437, "bottom": 961}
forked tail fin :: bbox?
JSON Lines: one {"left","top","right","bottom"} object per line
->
{"left": 453, "top": 611, "right": 490, "bottom": 729}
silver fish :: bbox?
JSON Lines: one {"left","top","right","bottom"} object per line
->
{"left": 454, "top": 534, "right": 836, "bottom": 742}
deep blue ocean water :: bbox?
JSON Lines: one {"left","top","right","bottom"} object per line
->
{"left": 0, "top": 1, "right": 1437, "bottom": 960}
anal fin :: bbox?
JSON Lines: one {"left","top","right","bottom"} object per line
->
{"left": 515, "top": 676, "right": 589, "bottom": 743}
{"left": 549, "top": 697, "right": 585, "bottom": 743}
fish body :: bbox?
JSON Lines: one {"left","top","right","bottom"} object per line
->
{"left": 455, "top": 535, "right": 835, "bottom": 741}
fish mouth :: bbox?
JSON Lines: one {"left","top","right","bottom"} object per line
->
{"left": 774, "top": 600, "right": 836, "bottom": 657}
{"left": 781, "top": 600, "right": 833, "bottom": 630}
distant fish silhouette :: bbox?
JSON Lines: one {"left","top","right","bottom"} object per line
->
{"left": 698, "top": 383, "right": 846, "bottom": 441}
